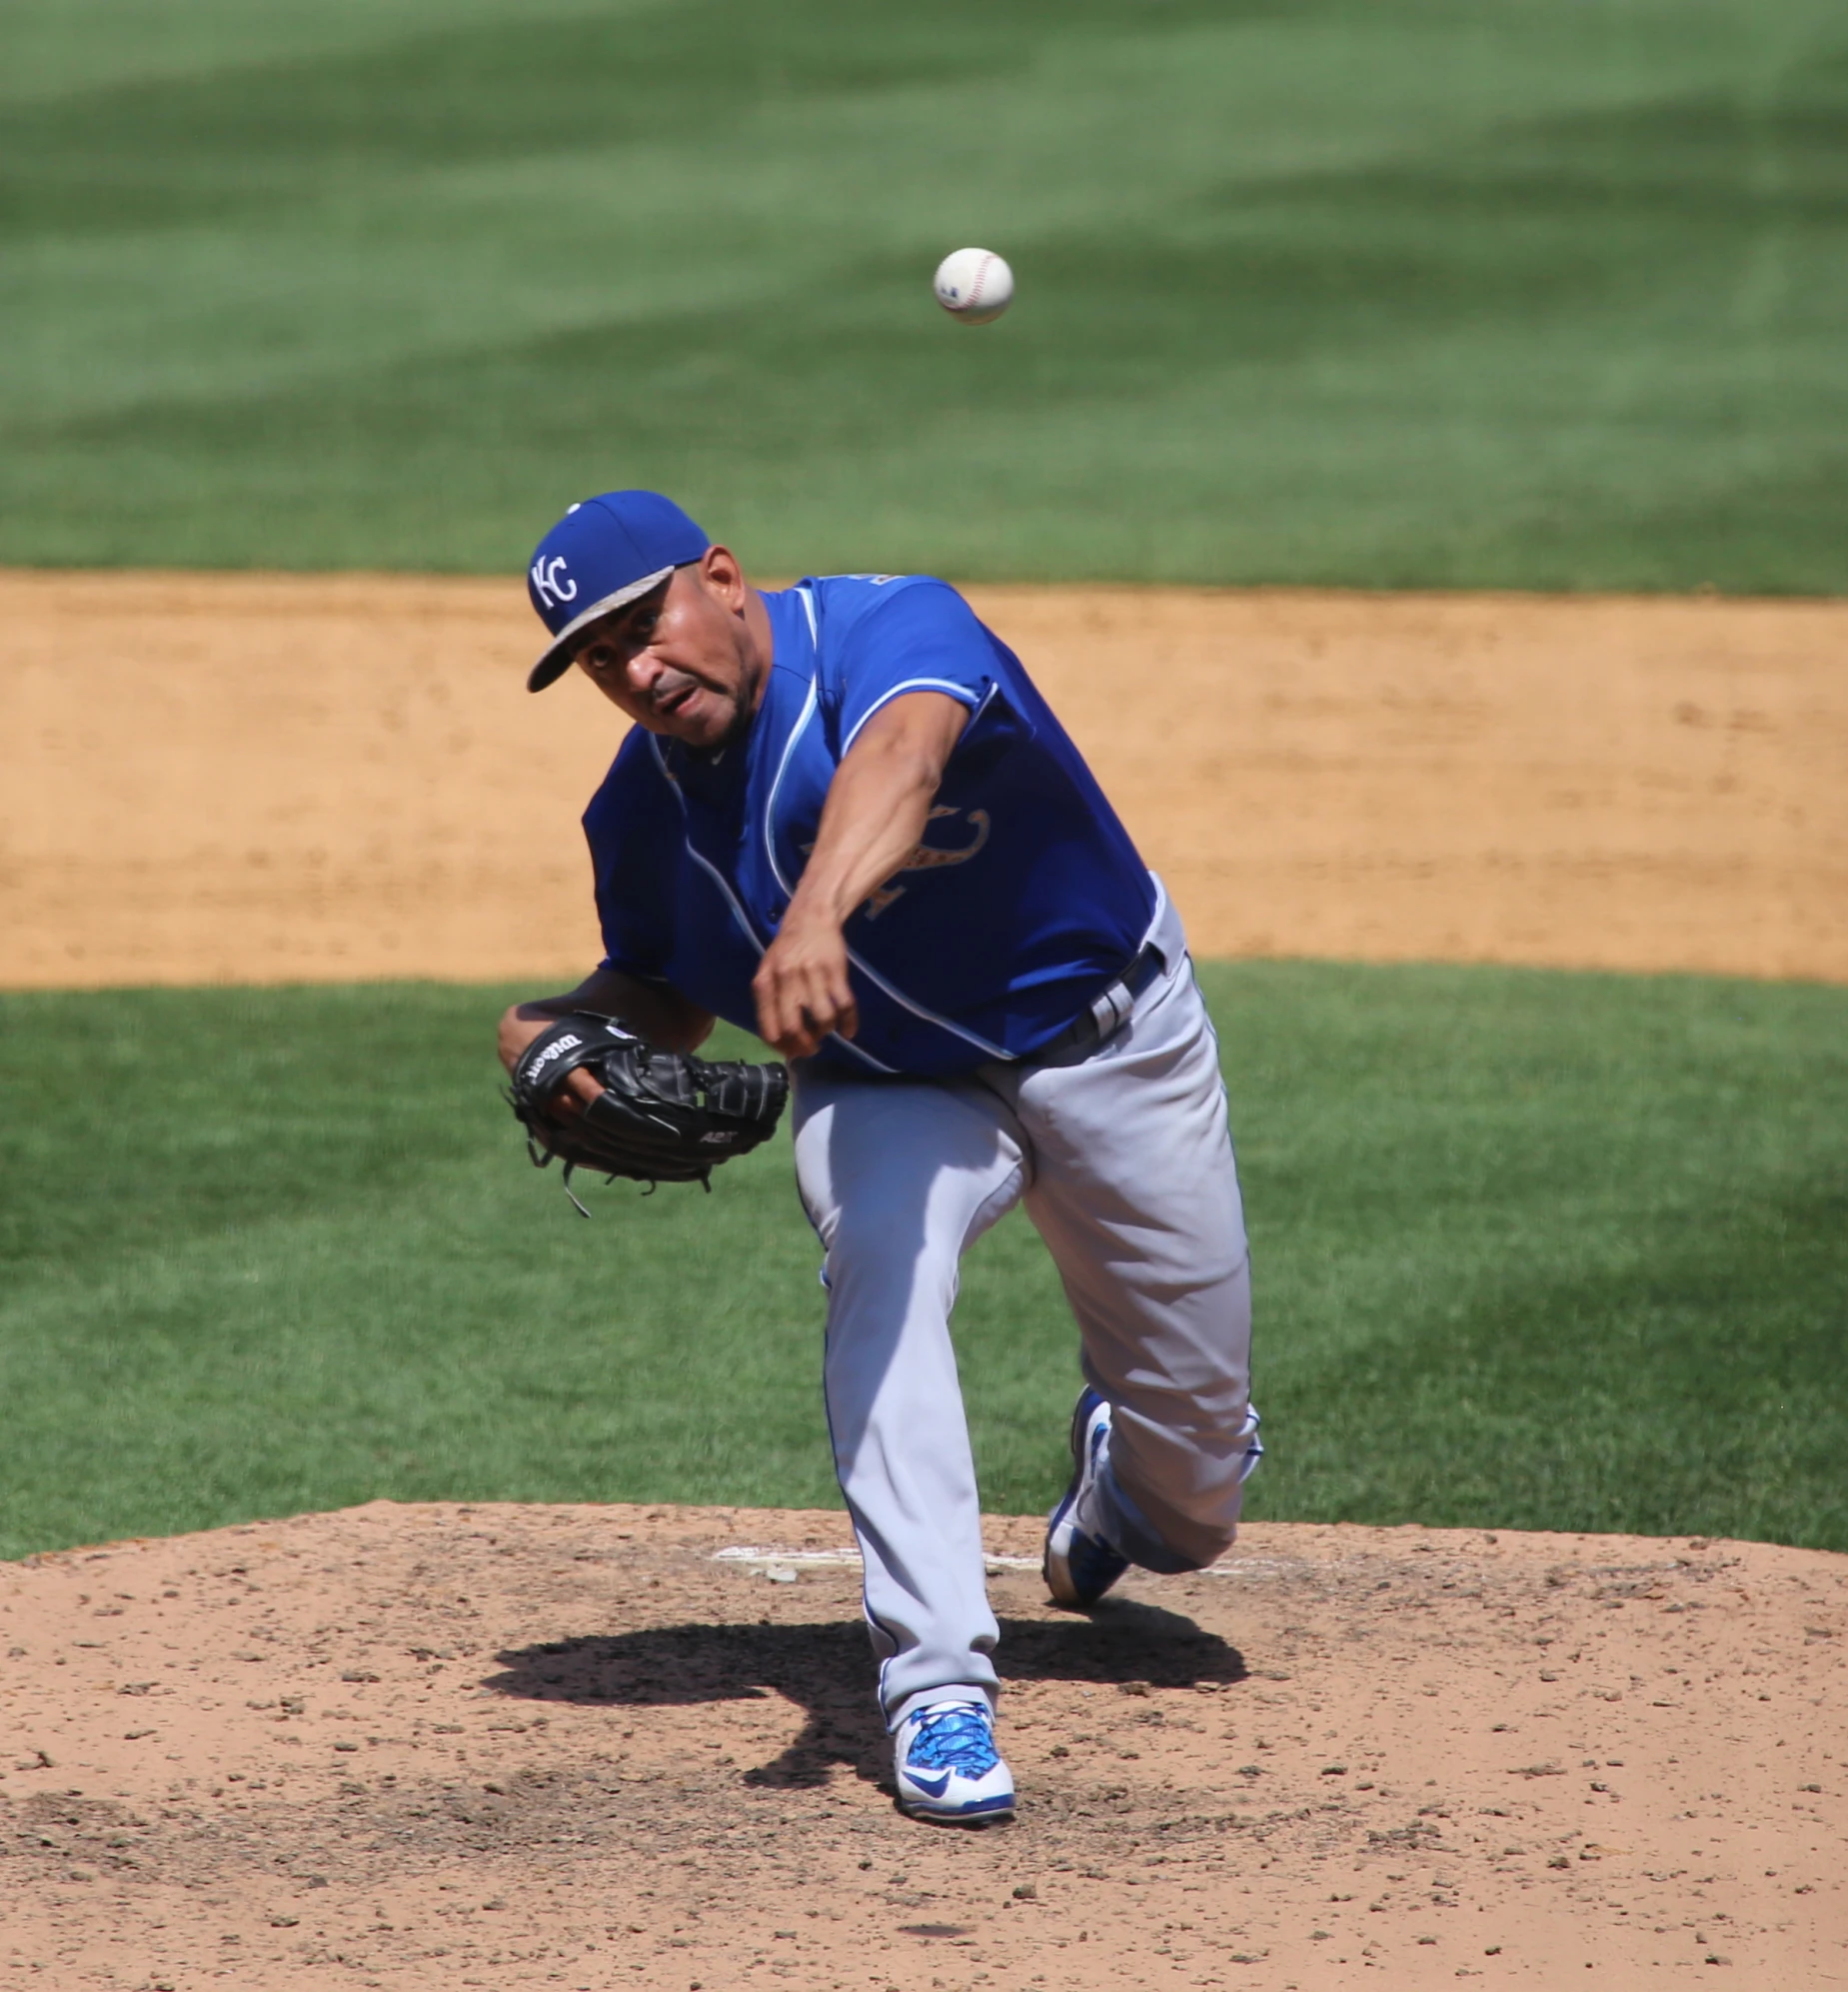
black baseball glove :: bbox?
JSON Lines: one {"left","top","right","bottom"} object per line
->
{"left": 507, "top": 1012, "right": 789, "bottom": 1211}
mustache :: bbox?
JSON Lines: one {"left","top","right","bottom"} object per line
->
{"left": 647, "top": 671, "right": 700, "bottom": 715}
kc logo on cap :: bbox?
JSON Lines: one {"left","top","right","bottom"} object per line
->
{"left": 530, "top": 555, "right": 577, "bottom": 611}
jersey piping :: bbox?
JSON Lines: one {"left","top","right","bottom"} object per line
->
{"left": 758, "top": 672, "right": 1012, "bottom": 1065}
{"left": 649, "top": 735, "right": 766, "bottom": 958}
{"left": 841, "top": 676, "right": 997, "bottom": 758}
{"left": 763, "top": 676, "right": 820, "bottom": 872}
{"left": 648, "top": 732, "right": 897, "bottom": 1077}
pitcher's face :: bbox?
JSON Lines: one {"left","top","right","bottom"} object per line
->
{"left": 573, "top": 547, "right": 765, "bottom": 751}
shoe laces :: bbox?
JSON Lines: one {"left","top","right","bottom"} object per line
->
{"left": 906, "top": 1702, "right": 999, "bottom": 1776}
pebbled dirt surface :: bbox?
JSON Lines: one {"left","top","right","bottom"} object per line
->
{"left": 2, "top": 1501, "right": 1843, "bottom": 1990}
{"left": 3, "top": 571, "right": 1845, "bottom": 991}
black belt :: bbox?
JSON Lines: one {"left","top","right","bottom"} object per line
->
{"left": 1028, "top": 944, "right": 1167, "bottom": 1067}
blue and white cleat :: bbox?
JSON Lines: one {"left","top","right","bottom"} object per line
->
{"left": 894, "top": 1699, "right": 1015, "bottom": 1824}
{"left": 1043, "top": 1387, "right": 1131, "bottom": 1608}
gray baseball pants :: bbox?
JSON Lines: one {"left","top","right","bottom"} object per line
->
{"left": 791, "top": 898, "right": 1260, "bottom": 1727}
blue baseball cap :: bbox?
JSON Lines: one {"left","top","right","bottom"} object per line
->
{"left": 524, "top": 491, "right": 711, "bottom": 692}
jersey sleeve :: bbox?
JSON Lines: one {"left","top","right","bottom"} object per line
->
{"left": 581, "top": 735, "right": 680, "bottom": 981}
{"left": 833, "top": 579, "right": 1032, "bottom": 762}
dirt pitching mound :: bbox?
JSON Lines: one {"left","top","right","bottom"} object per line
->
{"left": 3, "top": 1503, "right": 1842, "bottom": 1990}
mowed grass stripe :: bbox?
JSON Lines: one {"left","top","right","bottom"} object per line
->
{"left": 1, "top": 965, "right": 1842, "bottom": 1561}
{"left": 2, "top": 0, "right": 1846, "bottom": 585}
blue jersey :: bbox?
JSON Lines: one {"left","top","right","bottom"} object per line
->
{"left": 583, "top": 575, "right": 1158, "bottom": 1077}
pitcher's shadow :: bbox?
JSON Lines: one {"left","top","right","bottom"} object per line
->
{"left": 485, "top": 1601, "right": 1244, "bottom": 1791}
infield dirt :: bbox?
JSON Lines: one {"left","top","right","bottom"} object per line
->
{"left": 3, "top": 1502, "right": 1843, "bottom": 1991}
{"left": 3, "top": 571, "right": 1844, "bottom": 990}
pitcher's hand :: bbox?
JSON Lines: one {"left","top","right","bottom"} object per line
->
{"left": 498, "top": 1007, "right": 605, "bottom": 1112}
{"left": 753, "top": 907, "right": 857, "bottom": 1058}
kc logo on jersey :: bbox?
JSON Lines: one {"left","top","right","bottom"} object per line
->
{"left": 804, "top": 808, "right": 991, "bottom": 922}
{"left": 864, "top": 806, "right": 991, "bottom": 919}
{"left": 530, "top": 555, "right": 578, "bottom": 610}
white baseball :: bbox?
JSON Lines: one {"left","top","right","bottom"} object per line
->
{"left": 932, "top": 247, "right": 1013, "bottom": 326}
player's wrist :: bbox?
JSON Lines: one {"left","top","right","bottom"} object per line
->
{"left": 498, "top": 1005, "right": 553, "bottom": 1070}
{"left": 778, "top": 884, "right": 852, "bottom": 941}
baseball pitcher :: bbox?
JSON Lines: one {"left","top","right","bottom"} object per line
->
{"left": 499, "top": 491, "right": 1261, "bottom": 1823}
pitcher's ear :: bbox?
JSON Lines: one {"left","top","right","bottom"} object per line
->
{"left": 699, "top": 543, "right": 747, "bottom": 603}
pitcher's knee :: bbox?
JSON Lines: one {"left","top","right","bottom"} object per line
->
{"left": 1101, "top": 1404, "right": 1263, "bottom": 1573}
{"left": 822, "top": 1219, "right": 960, "bottom": 1324}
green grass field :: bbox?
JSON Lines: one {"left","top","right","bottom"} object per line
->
{"left": 6, "top": 0, "right": 1848, "bottom": 588}
{"left": 2, "top": 966, "right": 1841, "bottom": 1561}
